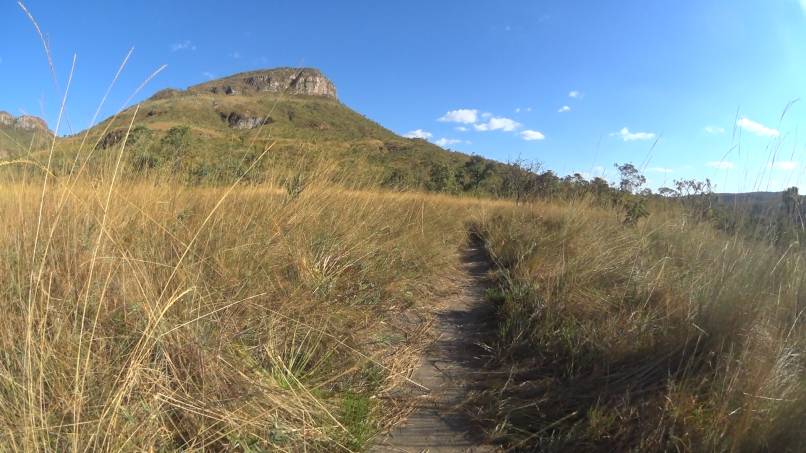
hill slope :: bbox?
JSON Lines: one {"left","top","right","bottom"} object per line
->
{"left": 0, "top": 111, "right": 52, "bottom": 158}
{"left": 42, "top": 67, "right": 505, "bottom": 190}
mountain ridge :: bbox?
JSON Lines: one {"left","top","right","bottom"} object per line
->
{"left": 147, "top": 67, "right": 337, "bottom": 102}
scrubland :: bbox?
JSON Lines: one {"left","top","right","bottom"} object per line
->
{"left": 472, "top": 198, "right": 806, "bottom": 452}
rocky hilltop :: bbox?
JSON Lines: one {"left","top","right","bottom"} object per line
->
{"left": 15, "top": 115, "right": 50, "bottom": 131}
{"left": 150, "top": 68, "right": 338, "bottom": 102}
{"left": 0, "top": 111, "right": 50, "bottom": 132}
{"left": 0, "top": 111, "right": 52, "bottom": 157}
{"left": 43, "top": 66, "right": 501, "bottom": 189}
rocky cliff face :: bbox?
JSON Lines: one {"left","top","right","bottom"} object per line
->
{"left": 0, "top": 111, "right": 14, "bottom": 127}
{"left": 0, "top": 111, "right": 52, "bottom": 157}
{"left": 15, "top": 115, "right": 49, "bottom": 131}
{"left": 0, "top": 111, "right": 50, "bottom": 132}
{"left": 187, "top": 68, "right": 338, "bottom": 99}
{"left": 220, "top": 111, "right": 273, "bottom": 130}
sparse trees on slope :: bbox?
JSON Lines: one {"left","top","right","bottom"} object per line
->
{"left": 460, "top": 155, "right": 495, "bottom": 192}
{"left": 502, "top": 159, "right": 541, "bottom": 204}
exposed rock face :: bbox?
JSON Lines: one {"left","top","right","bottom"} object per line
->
{"left": 191, "top": 68, "right": 337, "bottom": 99}
{"left": 0, "top": 112, "right": 50, "bottom": 132}
{"left": 207, "top": 86, "right": 239, "bottom": 96}
{"left": 220, "top": 111, "right": 273, "bottom": 130}
{"left": 0, "top": 112, "right": 52, "bottom": 157}
{"left": 96, "top": 129, "right": 127, "bottom": 149}
{"left": 15, "top": 115, "right": 50, "bottom": 131}
{"left": 0, "top": 111, "right": 14, "bottom": 126}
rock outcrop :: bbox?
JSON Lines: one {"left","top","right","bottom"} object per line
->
{"left": 15, "top": 115, "right": 49, "bottom": 131}
{"left": 0, "top": 111, "right": 52, "bottom": 157}
{"left": 0, "top": 111, "right": 50, "bottom": 132}
{"left": 96, "top": 129, "right": 127, "bottom": 149}
{"left": 220, "top": 111, "right": 273, "bottom": 130}
{"left": 0, "top": 111, "right": 14, "bottom": 126}
{"left": 190, "top": 68, "right": 337, "bottom": 99}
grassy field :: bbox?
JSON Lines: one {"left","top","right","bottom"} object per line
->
{"left": 3, "top": 151, "right": 805, "bottom": 452}
{"left": 3, "top": 120, "right": 806, "bottom": 452}
{"left": 471, "top": 198, "right": 806, "bottom": 452}
{"left": 0, "top": 157, "right": 512, "bottom": 450}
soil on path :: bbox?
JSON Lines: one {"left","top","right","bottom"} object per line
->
{"left": 371, "top": 241, "right": 499, "bottom": 452}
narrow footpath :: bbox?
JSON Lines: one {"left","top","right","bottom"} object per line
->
{"left": 372, "top": 241, "right": 499, "bottom": 452}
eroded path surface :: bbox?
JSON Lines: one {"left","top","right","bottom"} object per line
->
{"left": 371, "top": 243, "right": 498, "bottom": 452}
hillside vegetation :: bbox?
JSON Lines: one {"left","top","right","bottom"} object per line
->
{"left": 16, "top": 68, "right": 520, "bottom": 194}
{"left": 470, "top": 197, "right": 806, "bottom": 452}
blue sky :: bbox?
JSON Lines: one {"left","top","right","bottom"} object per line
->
{"left": 3, "top": 0, "right": 806, "bottom": 192}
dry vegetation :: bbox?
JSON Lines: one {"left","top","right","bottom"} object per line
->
{"left": 3, "top": 149, "right": 805, "bottom": 452}
{"left": 471, "top": 198, "right": 806, "bottom": 452}
{"left": 0, "top": 160, "right": 510, "bottom": 450}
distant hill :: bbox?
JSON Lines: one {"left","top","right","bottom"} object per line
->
{"left": 30, "top": 67, "right": 506, "bottom": 190}
{"left": 715, "top": 191, "right": 796, "bottom": 216}
{"left": 0, "top": 111, "right": 52, "bottom": 158}
{"left": 716, "top": 191, "right": 784, "bottom": 206}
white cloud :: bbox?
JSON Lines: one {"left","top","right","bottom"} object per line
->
{"left": 474, "top": 117, "right": 522, "bottom": 132}
{"left": 435, "top": 138, "right": 464, "bottom": 147}
{"left": 558, "top": 105, "right": 571, "bottom": 113}
{"left": 770, "top": 161, "right": 799, "bottom": 170}
{"left": 706, "top": 161, "right": 735, "bottom": 170}
{"left": 611, "top": 127, "right": 656, "bottom": 142}
{"left": 229, "top": 51, "right": 242, "bottom": 59}
{"left": 515, "top": 107, "right": 532, "bottom": 113}
{"left": 404, "top": 129, "right": 432, "bottom": 139}
{"left": 202, "top": 72, "right": 215, "bottom": 80}
{"left": 704, "top": 126, "right": 726, "bottom": 135}
{"left": 737, "top": 117, "right": 780, "bottom": 137}
{"left": 569, "top": 90, "right": 581, "bottom": 98}
{"left": 481, "top": 112, "right": 493, "bottom": 119}
{"left": 171, "top": 40, "right": 197, "bottom": 52}
{"left": 520, "top": 130, "right": 545, "bottom": 141}
{"left": 455, "top": 126, "right": 468, "bottom": 132}
{"left": 648, "top": 167, "right": 673, "bottom": 174}
{"left": 438, "top": 109, "right": 478, "bottom": 124}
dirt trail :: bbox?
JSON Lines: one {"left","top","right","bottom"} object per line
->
{"left": 371, "top": 241, "right": 499, "bottom": 452}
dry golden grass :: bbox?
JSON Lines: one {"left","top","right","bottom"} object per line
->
{"left": 0, "top": 167, "right": 511, "bottom": 451}
{"left": 472, "top": 198, "right": 806, "bottom": 452}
